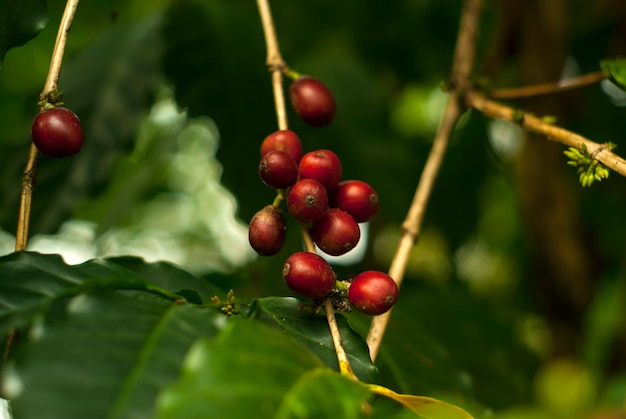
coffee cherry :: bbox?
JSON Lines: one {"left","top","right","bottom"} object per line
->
{"left": 298, "top": 149, "right": 342, "bottom": 192}
{"left": 31, "top": 107, "right": 83, "bottom": 158}
{"left": 310, "top": 208, "right": 360, "bottom": 256}
{"left": 289, "top": 76, "right": 336, "bottom": 127}
{"left": 348, "top": 271, "right": 399, "bottom": 315}
{"left": 259, "top": 150, "right": 298, "bottom": 189}
{"left": 331, "top": 180, "right": 379, "bottom": 223}
{"left": 260, "top": 129, "right": 303, "bottom": 163}
{"left": 248, "top": 205, "right": 287, "bottom": 256}
{"left": 286, "top": 179, "right": 328, "bottom": 223}
{"left": 283, "top": 251, "right": 336, "bottom": 298}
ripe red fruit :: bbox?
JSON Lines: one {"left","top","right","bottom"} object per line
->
{"left": 260, "top": 129, "right": 303, "bottom": 163}
{"left": 31, "top": 107, "right": 83, "bottom": 158}
{"left": 258, "top": 150, "right": 298, "bottom": 189}
{"left": 248, "top": 205, "right": 287, "bottom": 256}
{"left": 348, "top": 271, "right": 399, "bottom": 315}
{"left": 331, "top": 180, "right": 379, "bottom": 222}
{"left": 283, "top": 251, "right": 336, "bottom": 298}
{"left": 286, "top": 179, "right": 328, "bottom": 223}
{"left": 298, "top": 149, "right": 342, "bottom": 192}
{"left": 289, "top": 76, "right": 336, "bottom": 127}
{"left": 310, "top": 208, "right": 360, "bottom": 256}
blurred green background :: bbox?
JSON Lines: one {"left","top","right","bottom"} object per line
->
{"left": 1, "top": 0, "right": 625, "bottom": 417}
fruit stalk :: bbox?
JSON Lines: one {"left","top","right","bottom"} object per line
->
{"left": 15, "top": 0, "right": 81, "bottom": 252}
{"left": 366, "top": 0, "right": 484, "bottom": 360}
{"left": 256, "top": 0, "right": 289, "bottom": 130}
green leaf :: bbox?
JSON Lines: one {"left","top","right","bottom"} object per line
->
{"left": 0, "top": 0, "right": 48, "bottom": 67}
{"left": 9, "top": 291, "right": 224, "bottom": 419}
{"left": 275, "top": 369, "right": 371, "bottom": 419}
{"left": 600, "top": 58, "right": 626, "bottom": 90}
{"left": 249, "top": 296, "right": 379, "bottom": 384}
{"left": 0, "top": 252, "right": 224, "bottom": 338}
{"left": 157, "top": 317, "right": 327, "bottom": 418}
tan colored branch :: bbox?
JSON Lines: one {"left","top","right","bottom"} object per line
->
{"left": 465, "top": 90, "right": 626, "bottom": 177}
{"left": 488, "top": 70, "right": 607, "bottom": 100}
{"left": 14, "top": 0, "right": 81, "bottom": 252}
{"left": 256, "top": 0, "right": 289, "bottom": 130}
{"left": 366, "top": 0, "right": 484, "bottom": 360}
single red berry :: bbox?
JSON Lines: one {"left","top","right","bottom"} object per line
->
{"left": 283, "top": 251, "right": 336, "bottom": 298}
{"left": 289, "top": 76, "right": 336, "bottom": 127}
{"left": 31, "top": 107, "right": 83, "bottom": 158}
{"left": 259, "top": 150, "right": 298, "bottom": 189}
{"left": 260, "top": 129, "right": 303, "bottom": 163}
{"left": 331, "top": 180, "right": 379, "bottom": 222}
{"left": 298, "top": 149, "right": 342, "bottom": 192}
{"left": 348, "top": 271, "right": 399, "bottom": 315}
{"left": 310, "top": 208, "right": 360, "bottom": 256}
{"left": 286, "top": 179, "right": 329, "bottom": 223}
{"left": 248, "top": 205, "right": 287, "bottom": 256}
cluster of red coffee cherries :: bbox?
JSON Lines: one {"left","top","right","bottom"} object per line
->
{"left": 248, "top": 75, "right": 399, "bottom": 316}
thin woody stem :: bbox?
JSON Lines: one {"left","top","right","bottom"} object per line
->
{"left": 256, "top": 0, "right": 289, "bottom": 130}
{"left": 324, "top": 298, "right": 358, "bottom": 381}
{"left": 488, "top": 70, "right": 607, "bottom": 100}
{"left": 15, "top": 0, "right": 81, "bottom": 252}
{"left": 466, "top": 90, "right": 626, "bottom": 176}
{"left": 366, "top": 0, "right": 484, "bottom": 361}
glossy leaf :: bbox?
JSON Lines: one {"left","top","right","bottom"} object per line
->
{"left": 600, "top": 58, "right": 626, "bottom": 91}
{"left": 0, "top": 0, "right": 48, "bottom": 67}
{"left": 9, "top": 291, "right": 224, "bottom": 419}
{"left": 0, "top": 252, "right": 224, "bottom": 337}
{"left": 157, "top": 317, "right": 326, "bottom": 418}
{"left": 249, "top": 296, "right": 379, "bottom": 383}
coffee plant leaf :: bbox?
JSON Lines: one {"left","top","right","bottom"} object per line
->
{"left": 156, "top": 317, "right": 326, "bottom": 418}
{"left": 8, "top": 290, "right": 224, "bottom": 419}
{"left": 248, "top": 296, "right": 379, "bottom": 384}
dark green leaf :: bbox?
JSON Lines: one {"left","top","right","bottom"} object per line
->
{"left": 0, "top": 0, "right": 48, "bottom": 67}
{"left": 157, "top": 317, "right": 326, "bottom": 418}
{"left": 600, "top": 58, "right": 626, "bottom": 91}
{"left": 249, "top": 296, "right": 379, "bottom": 384}
{"left": 0, "top": 252, "right": 224, "bottom": 337}
{"left": 9, "top": 291, "right": 223, "bottom": 419}
{"left": 105, "top": 256, "right": 226, "bottom": 303}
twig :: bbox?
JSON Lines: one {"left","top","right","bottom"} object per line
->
{"left": 465, "top": 90, "right": 626, "bottom": 177}
{"left": 14, "top": 0, "right": 80, "bottom": 252}
{"left": 256, "top": 0, "right": 288, "bottom": 130}
{"left": 366, "top": 0, "right": 484, "bottom": 361}
{"left": 488, "top": 70, "right": 607, "bottom": 100}
{"left": 324, "top": 298, "right": 358, "bottom": 381}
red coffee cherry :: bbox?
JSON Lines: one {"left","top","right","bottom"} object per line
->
{"left": 260, "top": 129, "right": 303, "bottom": 163}
{"left": 248, "top": 205, "right": 287, "bottom": 256}
{"left": 331, "top": 180, "right": 379, "bottom": 222}
{"left": 31, "top": 107, "right": 83, "bottom": 158}
{"left": 286, "top": 179, "right": 329, "bottom": 223}
{"left": 289, "top": 76, "right": 336, "bottom": 127}
{"left": 258, "top": 150, "right": 298, "bottom": 189}
{"left": 283, "top": 251, "right": 336, "bottom": 299}
{"left": 310, "top": 208, "right": 360, "bottom": 256}
{"left": 298, "top": 149, "right": 342, "bottom": 192}
{"left": 348, "top": 271, "right": 399, "bottom": 315}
